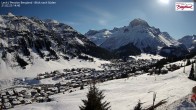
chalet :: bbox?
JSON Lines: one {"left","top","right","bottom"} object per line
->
{"left": 1, "top": 92, "right": 6, "bottom": 96}
{"left": 34, "top": 87, "right": 41, "bottom": 90}
{"left": 72, "top": 83, "right": 80, "bottom": 88}
{"left": 155, "top": 69, "right": 159, "bottom": 74}
{"left": 20, "top": 89, "right": 27, "bottom": 94}
{"left": 48, "top": 87, "right": 58, "bottom": 93}
{"left": 2, "top": 95, "right": 8, "bottom": 99}
{"left": 41, "top": 92, "right": 48, "bottom": 97}
{"left": 60, "top": 89, "right": 65, "bottom": 93}
{"left": 161, "top": 67, "right": 168, "bottom": 74}
{"left": 36, "top": 97, "right": 44, "bottom": 103}
{"left": 3, "top": 102, "right": 12, "bottom": 109}
{"left": 12, "top": 99, "right": 21, "bottom": 105}
{"left": 3, "top": 98, "right": 9, "bottom": 103}
{"left": 135, "top": 71, "right": 143, "bottom": 75}
{"left": 9, "top": 96, "right": 17, "bottom": 100}
{"left": 7, "top": 90, "right": 15, "bottom": 96}
{"left": 60, "top": 82, "right": 67, "bottom": 86}
{"left": 24, "top": 91, "right": 31, "bottom": 98}
{"left": 24, "top": 99, "right": 32, "bottom": 104}
{"left": 18, "top": 93, "right": 24, "bottom": 97}
{"left": 34, "top": 93, "right": 41, "bottom": 97}
{"left": 148, "top": 69, "right": 154, "bottom": 74}
{"left": 17, "top": 96, "right": 24, "bottom": 102}
{"left": 30, "top": 89, "right": 38, "bottom": 97}
{"left": 37, "top": 75, "right": 45, "bottom": 80}
{"left": 39, "top": 90, "right": 45, "bottom": 94}
{"left": 71, "top": 80, "right": 76, "bottom": 84}
{"left": 46, "top": 91, "right": 55, "bottom": 95}
{"left": 82, "top": 79, "right": 90, "bottom": 84}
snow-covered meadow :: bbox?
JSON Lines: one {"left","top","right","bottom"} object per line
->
{"left": 10, "top": 63, "right": 196, "bottom": 110}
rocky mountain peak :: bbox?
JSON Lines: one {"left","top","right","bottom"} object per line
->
{"left": 7, "top": 12, "right": 15, "bottom": 17}
{"left": 129, "top": 18, "right": 149, "bottom": 27}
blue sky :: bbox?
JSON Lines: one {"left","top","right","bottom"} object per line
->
{"left": 0, "top": 0, "right": 195, "bottom": 39}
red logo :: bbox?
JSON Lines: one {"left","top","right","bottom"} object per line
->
{"left": 175, "top": 2, "right": 194, "bottom": 11}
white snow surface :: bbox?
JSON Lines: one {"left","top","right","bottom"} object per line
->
{"left": 0, "top": 54, "right": 109, "bottom": 79}
{"left": 129, "top": 53, "right": 164, "bottom": 60}
{"left": 75, "top": 37, "right": 84, "bottom": 45}
{"left": 10, "top": 64, "right": 195, "bottom": 110}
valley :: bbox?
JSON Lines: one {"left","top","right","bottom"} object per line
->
{"left": 0, "top": 13, "right": 196, "bottom": 110}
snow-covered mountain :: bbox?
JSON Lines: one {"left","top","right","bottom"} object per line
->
{"left": 85, "top": 18, "right": 188, "bottom": 57}
{"left": 0, "top": 13, "right": 112, "bottom": 78}
{"left": 178, "top": 35, "right": 196, "bottom": 51}
{"left": 85, "top": 29, "right": 113, "bottom": 46}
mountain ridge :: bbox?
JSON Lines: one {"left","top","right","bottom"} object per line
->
{"left": 85, "top": 18, "right": 189, "bottom": 57}
{"left": 0, "top": 13, "right": 113, "bottom": 73}
{"left": 178, "top": 35, "right": 196, "bottom": 49}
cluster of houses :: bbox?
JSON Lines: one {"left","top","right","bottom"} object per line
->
{"left": 148, "top": 64, "right": 182, "bottom": 75}
{"left": 101, "top": 59, "right": 183, "bottom": 76}
{"left": 102, "top": 59, "right": 159, "bottom": 70}
{"left": 0, "top": 66, "right": 135, "bottom": 109}
{"left": 34, "top": 59, "right": 167, "bottom": 91}
{"left": 1, "top": 58, "right": 183, "bottom": 109}
{"left": 0, "top": 84, "right": 69, "bottom": 109}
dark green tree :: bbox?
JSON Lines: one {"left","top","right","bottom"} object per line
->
{"left": 132, "top": 67, "right": 136, "bottom": 73}
{"left": 134, "top": 100, "right": 142, "bottom": 110}
{"left": 186, "top": 59, "right": 191, "bottom": 66}
{"left": 189, "top": 63, "right": 195, "bottom": 80}
{"left": 80, "top": 84, "right": 84, "bottom": 90}
{"left": 79, "top": 82, "right": 111, "bottom": 110}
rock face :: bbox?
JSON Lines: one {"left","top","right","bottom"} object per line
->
{"left": 85, "top": 29, "right": 112, "bottom": 46}
{"left": 113, "top": 43, "right": 141, "bottom": 57}
{"left": 178, "top": 35, "right": 196, "bottom": 53}
{"left": 85, "top": 18, "right": 189, "bottom": 57}
{"left": 0, "top": 13, "right": 113, "bottom": 68}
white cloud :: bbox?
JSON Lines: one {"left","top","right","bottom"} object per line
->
{"left": 98, "top": 19, "right": 107, "bottom": 26}
{"left": 81, "top": 5, "right": 114, "bottom": 26}
{"left": 83, "top": 5, "right": 113, "bottom": 18}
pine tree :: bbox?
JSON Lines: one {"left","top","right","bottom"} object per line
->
{"left": 186, "top": 59, "right": 191, "bottom": 66}
{"left": 79, "top": 82, "right": 111, "bottom": 110}
{"left": 132, "top": 67, "right": 136, "bottom": 73}
{"left": 80, "top": 84, "right": 84, "bottom": 90}
{"left": 134, "top": 100, "right": 142, "bottom": 110}
{"left": 189, "top": 63, "right": 194, "bottom": 80}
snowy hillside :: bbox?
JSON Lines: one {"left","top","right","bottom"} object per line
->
{"left": 85, "top": 18, "right": 188, "bottom": 57}
{"left": 0, "top": 13, "right": 113, "bottom": 79}
{"left": 129, "top": 53, "right": 164, "bottom": 60}
{"left": 0, "top": 54, "right": 109, "bottom": 79}
{"left": 10, "top": 62, "right": 195, "bottom": 110}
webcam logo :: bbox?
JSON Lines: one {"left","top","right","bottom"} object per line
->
{"left": 175, "top": 2, "right": 194, "bottom": 11}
